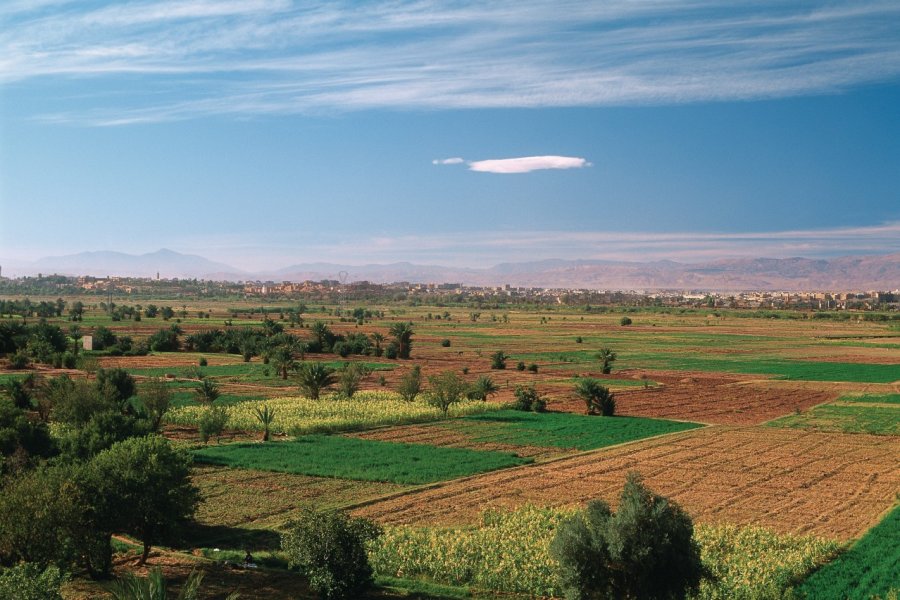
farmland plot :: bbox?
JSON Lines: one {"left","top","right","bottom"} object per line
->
{"left": 355, "top": 426, "right": 900, "bottom": 541}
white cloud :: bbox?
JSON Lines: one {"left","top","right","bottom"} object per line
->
{"left": 2, "top": 1, "right": 900, "bottom": 124}
{"left": 432, "top": 157, "right": 464, "bottom": 165}
{"left": 468, "top": 156, "right": 590, "bottom": 174}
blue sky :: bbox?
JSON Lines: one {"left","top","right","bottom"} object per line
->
{"left": 1, "top": 0, "right": 899, "bottom": 270}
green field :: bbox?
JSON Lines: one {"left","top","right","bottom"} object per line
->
{"left": 797, "top": 504, "right": 900, "bottom": 600}
{"left": 193, "top": 435, "right": 531, "bottom": 484}
{"left": 446, "top": 410, "right": 702, "bottom": 450}
{"left": 768, "top": 403, "right": 900, "bottom": 435}
{"left": 840, "top": 393, "right": 900, "bottom": 404}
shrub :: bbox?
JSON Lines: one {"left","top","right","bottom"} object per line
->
{"left": 282, "top": 507, "right": 382, "bottom": 600}
{"left": 198, "top": 406, "right": 228, "bottom": 444}
{"left": 512, "top": 385, "right": 546, "bottom": 412}
{"left": 397, "top": 366, "right": 422, "bottom": 402}
{"left": 0, "top": 563, "right": 65, "bottom": 600}
{"left": 550, "top": 472, "right": 705, "bottom": 600}
{"left": 575, "top": 336, "right": 583, "bottom": 343}
{"left": 527, "top": 363, "right": 539, "bottom": 373}
{"left": 8, "top": 351, "right": 30, "bottom": 370}
{"left": 620, "top": 316, "right": 633, "bottom": 326}
{"left": 516, "top": 361, "right": 526, "bottom": 371}
{"left": 441, "top": 339, "right": 451, "bottom": 347}
{"left": 490, "top": 351, "right": 509, "bottom": 370}
{"left": 198, "top": 357, "right": 208, "bottom": 367}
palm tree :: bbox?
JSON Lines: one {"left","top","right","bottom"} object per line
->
{"left": 253, "top": 404, "right": 277, "bottom": 442}
{"left": 388, "top": 322, "right": 414, "bottom": 359}
{"left": 270, "top": 346, "right": 297, "bottom": 380}
{"left": 311, "top": 321, "right": 333, "bottom": 351}
{"left": 468, "top": 375, "right": 499, "bottom": 401}
{"left": 574, "top": 378, "right": 615, "bottom": 416}
{"left": 296, "top": 362, "right": 337, "bottom": 400}
{"left": 597, "top": 348, "right": 617, "bottom": 374}
{"left": 194, "top": 378, "right": 220, "bottom": 404}
{"left": 371, "top": 332, "right": 385, "bottom": 357}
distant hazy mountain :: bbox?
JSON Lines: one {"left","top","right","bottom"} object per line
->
{"left": 29, "top": 249, "right": 243, "bottom": 279}
{"left": 20, "top": 249, "right": 900, "bottom": 290}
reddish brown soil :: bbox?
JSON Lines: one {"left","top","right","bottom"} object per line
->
{"left": 549, "top": 372, "right": 838, "bottom": 425}
{"left": 354, "top": 426, "right": 900, "bottom": 541}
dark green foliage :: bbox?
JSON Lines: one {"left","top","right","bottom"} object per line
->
{"left": 92, "top": 326, "right": 118, "bottom": 351}
{"left": 0, "top": 399, "right": 56, "bottom": 472}
{"left": 198, "top": 356, "right": 208, "bottom": 367}
{"left": 8, "top": 351, "right": 30, "bottom": 369}
{"left": 620, "top": 316, "right": 633, "bottom": 326}
{"left": 511, "top": 385, "right": 547, "bottom": 412}
{"left": 3, "top": 378, "right": 31, "bottom": 409}
{"left": 388, "top": 322, "right": 414, "bottom": 359}
{"left": 84, "top": 435, "right": 199, "bottom": 564}
{"left": 575, "top": 378, "right": 616, "bottom": 416}
{"left": 0, "top": 563, "right": 65, "bottom": 600}
{"left": 575, "top": 336, "right": 583, "bottom": 343}
{"left": 527, "top": 363, "right": 539, "bottom": 373}
{"left": 397, "top": 365, "right": 422, "bottom": 402}
{"left": 796, "top": 504, "right": 900, "bottom": 600}
{"left": 282, "top": 507, "right": 382, "bottom": 600}
{"left": 95, "top": 368, "right": 137, "bottom": 406}
{"left": 147, "top": 325, "right": 181, "bottom": 352}
{"left": 0, "top": 464, "right": 81, "bottom": 569}
{"left": 57, "top": 410, "right": 147, "bottom": 461}
{"left": 193, "top": 435, "right": 529, "bottom": 484}
{"left": 516, "top": 361, "right": 526, "bottom": 371}
{"left": 441, "top": 339, "right": 451, "bottom": 347}
{"left": 490, "top": 351, "right": 509, "bottom": 370}
{"left": 426, "top": 370, "right": 469, "bottom": 416}
{"left": 138, "top": 377, "right": 171, "bottom": 431}
{"left": 384, "top": 343, "right": 399, "bottom": 359}
{"left": 550, "top": 472, "right": 705, "bottom": 600}
{"left": 297, "top": 362, "right": 337, "bottom": 400}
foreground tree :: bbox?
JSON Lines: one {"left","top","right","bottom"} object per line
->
{"left": 85, "top": 435, "right": 199, "bottom": 565}
{"left": 282, "top": 507, "right": 382, "bottom": 600}
{"left": 550, "top": 472, "right": 706, "bottom": 600}
{"left": 297, "top": 362, "right": 337, "bottom": 400}
{"left": 574, "top": 378, "right": 615, "bottom": 416}
{"left": 426, "top": 371, "right": 469, "bottom": 416}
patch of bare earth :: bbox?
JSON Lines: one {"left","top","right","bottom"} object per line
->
{"left": 354, "top": 426, "right": 900, "bottom": 541}
{"left": 550, "top": 372, "right": 837, "bottom": 425}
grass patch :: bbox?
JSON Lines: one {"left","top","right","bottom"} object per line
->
{"left": 796, "top": 504, "right": 900, "bottom": 600}
{"left": 623, "top": 354, "right": 900, "bottom": 383}
{"left": 130, "top": 360, "right": 396, "bottom": 382}
{"left": 193, "top": 435, "right": 531, "bottom": 484}
{"left": 768, "top": 403, "right": 899, "bottom": 435}
{"left": 169, "top": 390, "right": 266, "bottom": 408}
{"left": 840, "top": 393, "right": 900, "bottom": 405}
{"left": 449, "top": 410, "right": 702, "bottom": 451}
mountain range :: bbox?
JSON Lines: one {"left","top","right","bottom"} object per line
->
{"left": 7, "top": 249, "right": 900, "bottom": 291}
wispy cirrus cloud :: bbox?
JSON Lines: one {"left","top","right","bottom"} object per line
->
{"left": 432, "top": 155, "right": 590, "bottom": 173}
{"left": 468, "top": 156, "right": 590, "bottom": 174}
{"left": 2, "top": 1, "right": 900, "bottom": 124}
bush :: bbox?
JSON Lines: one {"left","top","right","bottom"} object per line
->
{"left": 550, "top": 472, "right": 705, "bottom": 600}
{"left": 527, "top": 363, "right": 539, "bottom": 373}
{"left": 198, "top": 357, "right": 208, "bottom": 367}
{"left": 620, "top": 316, "right": 633, "bottom": 326}
{"left": 441, "top": 339, "right": 451, "bottom": 347}
{"left": 397, "top": 366, "right": 422, "bottom": 402}
{"left": 575, "top": 336, "right": 583, "bottom": 343}
{"left": 0, "top": 563, "right": 65, "bottom": 600}
{"left": 282, "top": 507, "right": 382, "bottom": 600}
{"left": 516, "top": 361, "right": 526, "bottom": 371}
{"left": 198, "top": 406, "right": 228, "bottom": 444}
{"left": 8, "top": 351, "right": 29, "bottom": 370}
{"left": 490, "top": 351, "right": 508, "bottom": 370}
{"left": 512, "top": 385, "right": 547, "bottom": 412}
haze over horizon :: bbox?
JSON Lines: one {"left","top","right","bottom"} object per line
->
{"left": 1, "top": 1, "right": 899, "bottom": 272}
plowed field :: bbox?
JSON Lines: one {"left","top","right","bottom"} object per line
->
{"left": 354, "top": 426, "right": 900, "bottom": 541}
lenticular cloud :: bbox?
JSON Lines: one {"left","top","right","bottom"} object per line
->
{"left": 468, "top": 156, "right": 590, "bottom": 173}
